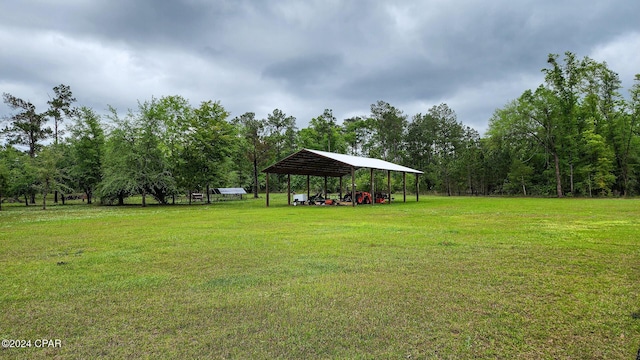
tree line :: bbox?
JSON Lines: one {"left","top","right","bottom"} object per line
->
{"left": 1, "top": 51, "right": 639, "bottom": 209}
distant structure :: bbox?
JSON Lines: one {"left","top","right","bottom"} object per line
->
{"left": 262, "top": 149, "right": 423, "bottom": 207}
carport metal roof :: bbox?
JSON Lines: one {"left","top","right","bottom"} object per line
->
{"left": 262, "top": 149, "right": 423, "bottom": 177}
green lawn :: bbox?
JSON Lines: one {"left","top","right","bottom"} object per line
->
{"left": 1, "top": 196, "right": 639, "bottom": 359}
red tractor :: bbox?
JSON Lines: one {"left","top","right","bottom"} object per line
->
{"left": 375, "top": 192, "right": 388, "bottom": 204}
{"left": 342, "top": 191, "right": 372, "bottom": 204}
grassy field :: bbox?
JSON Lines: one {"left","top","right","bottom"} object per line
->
{"left": 1, "top": 196, "right": 639, "bottom": 359}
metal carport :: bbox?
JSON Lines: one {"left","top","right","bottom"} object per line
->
{"left": 262, "top": 149, "right": 423, "bottom": 206}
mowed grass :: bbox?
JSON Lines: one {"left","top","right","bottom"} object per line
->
{"left": 1, "top": 196, "right": 639, "bottom": 359}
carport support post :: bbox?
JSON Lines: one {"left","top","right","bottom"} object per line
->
{"left": 265, "top": 172, "right": 270, "bottom": 207}
{"left": 351, "top": 167, "right": 356, "bottom": 207}
{"left": 339, "top": 176, "right": 343, "bottom": 201}
{"left": 287, "top": 174, "right": 291, "bottom": 206}
{"left": 416, "top": 173, "right": 420, "bottom": 202}
{"left": 306, "top": 175, "right": 310, "bottom": 201}
{"left": 324, "top": 176, "right": 328, "bottom": 199}
{"left": 387, "top": 170, "right": 391, "bottom": 204}
{"left": 370, "top": 168, "right": 374, "bottom": 205}
{"left": 403, "top": 172, "right": 407, "bottom": 203}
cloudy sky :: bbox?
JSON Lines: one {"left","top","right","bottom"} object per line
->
{"left": 1, "top": 0, "right": 639, "bottom": 134}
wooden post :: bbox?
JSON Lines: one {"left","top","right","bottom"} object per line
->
{"left": 266, "top": 172, "right": 270, "bottom": 207}
{"left": 287, "top": 174, "right": 291, "bottom": 206}
{"left": 415, "top": 173, "right": 419, "bottom": 202}
{"left": 307, "top": 175, "right": 310, "bottom": 201}
{"left": 387, "top": 170, "right": 391, "bottom": 204}
{"left": 370, "top": 168, "right": 374, "bottom": 205}
{"left": 339, "top": 176, "right": 343, "bottom": 201}
{"left": 324, "top": 176, "right": 328, "bottom": 200}
{"left": 403, "top": 172, "right": 407, "bottom": 203}
{"left": 351, "top": 167, "right": 356, "bottom": 207}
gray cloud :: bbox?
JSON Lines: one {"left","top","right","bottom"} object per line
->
{"left": 262, "top": 54, "right": 344, "bottom": 89}
{"left": 1, "top": 0, "right": 639, "bottom": 135}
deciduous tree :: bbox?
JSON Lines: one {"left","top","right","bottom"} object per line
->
{"left": 35, "top": 145, "right": 70, "bottom": 210}
{"left": 0, "top": 151, "right": 8, "bottom": 210}
{"left": 98, "top": 109, "right": 137, "bottom": 205}
{"left": 233, "top": 112, "right": 270, "bottom": 198}
{"left": 68, "top": 107, "right": 104, "bottom": 204}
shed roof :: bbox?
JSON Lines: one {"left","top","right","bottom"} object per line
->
{"left": 212, "top": 188, "right": 247, "bottom": 195}
{"left": 262, "top": 149, "right": 423, "bottom": 177}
